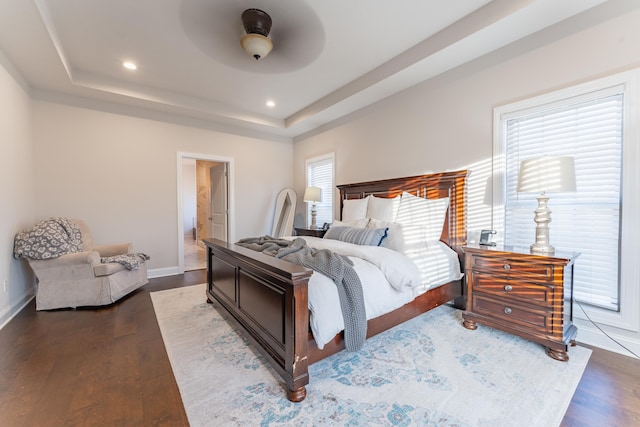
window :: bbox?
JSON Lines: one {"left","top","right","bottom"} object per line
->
{"left": 504, "top": 90, "right": 622, "bottom": 311}
{"left": 493, "top": 69, "right": 640, "bottom": 330}
{"left": 306, "top": 153, "right": 334, "bottom": 227}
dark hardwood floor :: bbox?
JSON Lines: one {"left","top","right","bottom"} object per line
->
{"left": 0, "top": 270, "right": 638, "bottom": 426}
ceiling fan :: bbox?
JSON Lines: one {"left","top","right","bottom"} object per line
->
{"left": 179, "top": 1, "right": 324, "bottom": 73}
{"left": 240, "top": 9, "right": 273, "bottom": 60}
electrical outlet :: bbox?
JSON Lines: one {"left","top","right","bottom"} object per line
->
{"left": 3, "top": 279, "right": 7, "bottom": 293}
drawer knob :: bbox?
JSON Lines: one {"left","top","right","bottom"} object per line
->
{"left": 504, "top": 284, "right": 513, "bottom": 292}
{"left": 504, "top": 307, "right": 512, "bottom": 315}
{"left": 503, "top": 264, "right": 511, "bottom": 271}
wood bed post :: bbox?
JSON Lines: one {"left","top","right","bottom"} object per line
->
{"left": 285, "top": 268, "right": 310, "bottom": 402}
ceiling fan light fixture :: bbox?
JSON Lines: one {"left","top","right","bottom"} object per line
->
{"left": 240, "top": 8, "right": 273, "bottom": 60}
{"left": 241, "top": 33, "right": 273, "bottom": 60}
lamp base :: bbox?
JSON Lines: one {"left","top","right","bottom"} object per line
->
{"left": 530, "top": 243, "right": 555, "bottom": 255}
{"left": 531, "top": 193, "right": 554, "bottom": 255}
{"left": 310, "top": 206, "right": 318, "bottom": 229}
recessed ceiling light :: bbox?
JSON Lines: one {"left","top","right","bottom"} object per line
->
{"left": 122, "top": 62, "right": 137, "bottom": 70}
{"left": 266, "top": 100, "right": 275, "bottom": 108}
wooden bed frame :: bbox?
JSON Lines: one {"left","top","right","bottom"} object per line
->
{"left": 203, "top": 170, "right": 468, "bottom": 402}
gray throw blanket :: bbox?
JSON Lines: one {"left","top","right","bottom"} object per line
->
{"left": 101, "top": 253, "right": 150, "bottom": 270}
{"left": 13, "top": 217, "right": 83, "bottom": 260}
{"left": 237, "top": 236, "right": 367, "bottom": 351}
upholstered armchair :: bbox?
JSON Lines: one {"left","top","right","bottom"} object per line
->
{"left": 24, "top": 219, "right": 148, "bottom": 310}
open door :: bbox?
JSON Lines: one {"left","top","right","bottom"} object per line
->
{"left": 183, "top": 155, "right": 232, "bottom": 272}
{"left": 209, "top": 163, "right": 228, "bottom": 241}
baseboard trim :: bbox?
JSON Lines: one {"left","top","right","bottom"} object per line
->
{"left": 0, "top": 292, "right": 35, "bottom": 330}
{"left": 148, "top": 266, "right": 182, "bottom": 278}
{"left": 576, "top": 322, "right": 640, "bottom": 359}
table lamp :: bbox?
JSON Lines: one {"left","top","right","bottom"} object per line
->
{"left": 517, "top": 156, "right": 576, "bottom": 254}
{"left": 303, "top": 187, "right": 322, "bottom": 229}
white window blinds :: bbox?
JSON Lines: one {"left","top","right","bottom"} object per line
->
{"left": 503, "top": 89, "right": 623, "bottom": 311}
{"left": 306, "top": 154, "right": 334, "bottom": 227}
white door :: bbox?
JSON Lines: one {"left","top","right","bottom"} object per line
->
{"left": 209, "top": 163, "right": 228, "bottom": 241}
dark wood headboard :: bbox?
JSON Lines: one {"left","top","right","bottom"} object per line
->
{"left": 337, "top": 170, "right": 468, "bottom": 257}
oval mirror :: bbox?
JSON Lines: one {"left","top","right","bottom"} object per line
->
{"left": 272, "top": 188, "right": 297, "bottom": 237}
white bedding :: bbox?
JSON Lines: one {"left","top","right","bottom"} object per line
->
{"left": 294, "top": 237, "right": 463, "bottom": 349}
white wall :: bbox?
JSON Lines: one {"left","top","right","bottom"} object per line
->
{"left": 293, "top": 3, "right": 640, "bottom": 356}
{"left": 32, "top": 101, "right": 293, "bottom": 274}
{"left": 0, "top": 54, "right": 36, "bottom": 327}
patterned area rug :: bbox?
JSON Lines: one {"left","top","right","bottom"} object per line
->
{"left": 151, "top": 284, "right": 591, "bottom": 426}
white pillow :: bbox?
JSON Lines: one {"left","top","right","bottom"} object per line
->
{"left": 341, "top": 197, "right": 369, "bottom": 221}
{"left": 366, "top": 195, "right": 401, "bottom": 222}
{"left": 332, "top": 218, "right": 370, "bottom": 228}
{"left": 396, "top": 192, "right": 449, "bottom": 241}
{"left": 368, "top": 218, "right": 428, "bottom": 253}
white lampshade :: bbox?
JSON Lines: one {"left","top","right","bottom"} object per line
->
{"left": 517, "top": 156, "right": 576, "bottom": 255}
{"left": 303, "top": 187, "right": 322, "bottom": 203}
{"left": 240, "top": 33, "right": 273, "bottom": 60}
{"left": 517, "top": 156, "right": 577, "bottom": 194}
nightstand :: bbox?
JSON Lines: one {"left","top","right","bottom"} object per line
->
{"left": 294, "top": 227, "right": 327, "bottom": 238}
{"left": 461, "top": 244, "right": 580, "bottom": 361}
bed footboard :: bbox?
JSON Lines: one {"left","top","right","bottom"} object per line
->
{"left": 203, "top": 238, "right": 313, "bottom": 402}
{"left": 202, "top": 170, "right": 468, "bottom": 402}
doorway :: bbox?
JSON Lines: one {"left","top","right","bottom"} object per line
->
{"left": 177, "top": 153, "right": 233, "bottom": 273}
{"left": 195, "top": 160, "right": 228, "bottom": 247}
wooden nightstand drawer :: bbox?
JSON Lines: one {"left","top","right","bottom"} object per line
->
{"left": 462, "top": 244, "right": 579, "bottom": 361}
{"left": 471, "top": 272, "right": 556, "bottom": 307}
{"left": 472, "top": 294, "right": 553, "bottom": 334}
{"left": 470, "top": 255, "right": 554, "bottom": 281}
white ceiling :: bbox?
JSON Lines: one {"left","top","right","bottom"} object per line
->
{"left": 0, "top": 0, "right": 607, "bottom": 140}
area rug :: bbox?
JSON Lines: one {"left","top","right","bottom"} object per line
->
{"left": 151, "top": 284, "right": 591, "bottom": 426}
